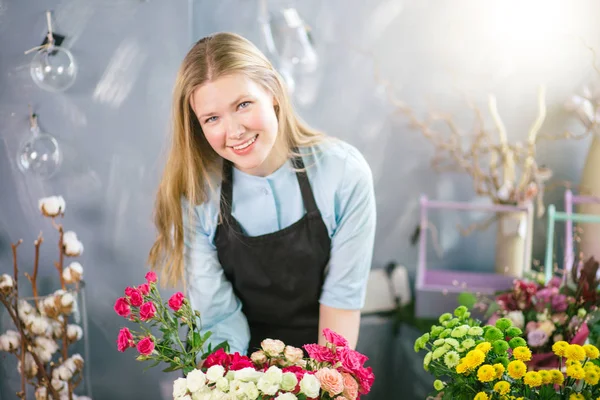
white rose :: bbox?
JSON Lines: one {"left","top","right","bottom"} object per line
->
{"left": 243, "top": 382, "right": 259, "bottom": 400}
{"left": 233, "top": 367, "right": 263, "bottom": 382}
{"left": 186, "top": 369, "right": 207, "bottom": 393}
{"left": 281, "top": 372, "right": 298, "bottom": 391}
{"left": 190, "top": 388, "right": 212, "bottom": 400}
{"left": 38, "top": 196, "right": 66, "bottom": 217}
{"left": 206, "top": 365, "right": 225, "bottom": 382}
{"left": 173, "top": 377, "right": 188, "bottom": 398}
{"left": 261, "top": 339, "right": 285, "bottom": 356}
{"left": 275, "top": 393, "right": 298, "bottom": 400}
{"left": 264, "top": 366, "right": 283, "bottom": 383}
{"left": 215, "top": 377, "right": 229, "bottom": 392}
{"left": 299, "top": 374, "right": 320, "bottom": 398}
{"left": 180, "top": 396, "right": 192, "bottom": 400}
{"left": 257, "top": 376, "right": 280, "bottom": 396}
{"left": 506, "top": 311, "right": 525, "bottom": 329}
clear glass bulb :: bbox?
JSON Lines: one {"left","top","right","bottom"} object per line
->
{"left": 30, "top": 45, "right": 77, "bottom": 92}
{"left": 17, "top": 126, "right": 61, "bottom": 178}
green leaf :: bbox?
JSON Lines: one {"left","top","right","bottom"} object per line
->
{"left": 162, "top": 363, "right": 182, "bottom": 373}
{"left": 296, "top": 394, "right": 307, "bottom": 400}
{"left": 143, "top": 358, "right": 162, "bottom": 372}
{"left": 457, "top": 292, "right": 477, "bottom": 309}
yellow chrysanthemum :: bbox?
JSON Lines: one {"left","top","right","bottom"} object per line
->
{"left": 476, "top": 342, "right": 492, "bottom": 354}
{"left": 456, "top": 362, "right": 469, "bottom": 374}
{"left": 465, "top": 349, "right": 486, "bottom": 369}
{"left": 507, "top": 360, "right": 527, "bottom": 379}
{"left": 477, "top": 365, "right": 496, "bottom": 382}
{"left": 566, "top": 364, "right": 586, "bottom": 380}
{"left": 583, "top": 344, "right": 600, "bottom": 360}
{"left": 512, "top": 346, "right": 532, "bottom": 362}
{"left": 552, "top": 341, "right": 569, "bottom": 357}
{"left": 539, "top": 370, "right": 552, "bottom": 385}
{"left": 565, "top": 344, "right": 587, "bottom": 362}
{"left": 493, "top": 381, "right": 510, "bottom": 395}
{"left": 493, "top": 363, "right": 505, "bottom": 379}
{"left": 523, "top": 371, "right": 542, "bottom": 387}
{"left": 569, "top": 394, "right": 584, "bottom": 400}
{"left": 566, "top": 359, "right": 582, "bottom": 367}
{"left": 473, "top": 392, "right": 488, "bottom": 400}
{"left": 549, "top": 369, "right": 564, "bottom": 385}
{"left": 585, "top": 369, "right": 600, "bottom": 385}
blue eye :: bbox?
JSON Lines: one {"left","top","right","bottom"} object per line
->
{"left": 238, "top": 101, "right": 251, "bottom": 109}
{"left": 204, "top": 116, "right": 218, "bottom": 123}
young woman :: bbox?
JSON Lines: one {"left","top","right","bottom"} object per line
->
{"left": 148, "top": 32, "right": 376, "bottom": 356}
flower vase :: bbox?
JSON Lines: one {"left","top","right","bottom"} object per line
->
{"left": 527, "top": 323, "right": 590, "bottom": 370}
{"left": 495, "top": 210, "right": 531, "bottom": 277}
{"left": 578, "top": 135, "right": 600, "bottom": 261}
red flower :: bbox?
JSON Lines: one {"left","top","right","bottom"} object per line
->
{"left": 323, "top": 328, "right": 349, "bottom": 348}
{"left": 229, "top": 352, "right": 254, "bottom": 370}
{"left": 139, "top": 301, "right": 157, "bottom": 321}
{"left": 117, "top": 327, "right": 134, "bottom": 352}
{"left": 137, "top": 283, "right": 150, "bottom": 295}
{"left": 303, "top": 344, "right": 336, "bottom": 363}
{"left": 145, "top": 271, "right": 158, "bottom": 284}
{"left": 168, "top": 292, "right": 185, "bottom": 312}
{"left": 137, "top": 337, "right": 155, "bottom": 356}
{"left": 204, "top": 348, "right": 231, "bottom": 369}
{"left": 114, "top": 297, "right": 131, "bottom": 318}
{"left": 337, "top": 347, "right": 368, "bottom": 374}
{"left": 128, "top": 288, "right": 143, "bottom": 307}
{"left": 355, "top": 366, "right": 375, "bottom": 394}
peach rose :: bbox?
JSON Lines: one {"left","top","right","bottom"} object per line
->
{"left": 261, "top": 339, "right": 285, "bottom": 356}
{"left": 284, "top": 345, "right": 304, "bottom": 363}
{"left": 251, "top": 350, "right": 268, "bottom": 365}
{"left": 342, "top": 373, "right": 359, "bottom": 400}
{"left": 315, "top": 368, "right": 344, "bottom": 396}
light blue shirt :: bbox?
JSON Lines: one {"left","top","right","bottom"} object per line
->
{"left": 183, "top": 139, "right": 376, "bottom": 355}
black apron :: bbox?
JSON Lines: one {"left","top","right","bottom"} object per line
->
{"left": 214, "top": 155, "right": 331, "bottom": 354}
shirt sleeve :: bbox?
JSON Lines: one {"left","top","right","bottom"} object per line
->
{"left": 182, "top": 199, "right": 250, "bottom": 355}
{"left": 319, "top": 149, "right": 377, "bottom": 310}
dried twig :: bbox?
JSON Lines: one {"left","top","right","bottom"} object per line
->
{"left": 24, "top": 232, "right": 43, "bottom": 308}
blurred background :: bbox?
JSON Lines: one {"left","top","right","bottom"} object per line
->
{"left": 2, "top": 0, "right": 600, "bottom": 398}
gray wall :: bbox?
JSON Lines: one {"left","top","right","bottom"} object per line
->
{"left": 1, "top": 0, "right": 600, "bottom": 399}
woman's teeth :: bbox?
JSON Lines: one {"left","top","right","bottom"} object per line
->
{"left": 232, "top": 135, "right": 257, "bottom": 150}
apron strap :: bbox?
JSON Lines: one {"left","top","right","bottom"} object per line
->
{"left": 219, "top": 152, "right": 320, "bottom": 219}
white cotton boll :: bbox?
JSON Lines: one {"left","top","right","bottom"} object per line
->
{"left": 30, "top": 315, "right": 50, "bottom": 336}
{"left": 67, "top": 324, "right": 83, "bottom": 342}
{"left": 51, "top": 377, "right": 65, "bottom": 391}
{"left": 18, "top": 353, "right": 38, "bottom": 378}
{"left": 18, "top": 300, "right": 34, "bottom": 319}
{"left": 61, "top": 293, "right": 75, "bottom": 308}
{"left": 57, "top": 364, "right": 73, "bottom": 380}
{"left": 173, "top": 377, "right": 188, "bottom": 398}
{"left": 34, "top": 337, "right": 59, "bottom": 363}
{"left": 0, "top": 273, "right": 14, "bottom": 294}
{"left": 39, "top": 196, "right": 66, "bottom": 217}
{"left": 35, "top": 386, "right": 47, "bottom": 400}
{"left": 0, "top": 330, "right": 20, "bottom": 352}
{"left": 63, "top": 231, "right": 84, "bottom": 256}
{"left": 63, "top": 262, "right": 83, "bottom": 284}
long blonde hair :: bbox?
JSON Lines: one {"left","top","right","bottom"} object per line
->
{"left": 148, "top": 32, "right": 326, "bottom": 287}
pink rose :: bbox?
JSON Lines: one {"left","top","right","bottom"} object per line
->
{"left": 145, "top": 271, "right": 157, "bottom": 284}
{"left": 139, "top": 301, "right": 157, "bottom": 321}
{"left": 323, "top": 328, "right": 349, "bottom": 348}
{"left": 303, "top": 344, "right": 335, "bottom": 363}
{"left": 229, "top": 352, "right": 254, "bottom": 370}
{"left": 355, "top": 366, "right": 375, "bottom": 394}
{"left": 138, "top": 283, "right": 150, "bottom": 295}
{"left": 114, "top": 297, "right": 131, "bottom": 318}
{"left": 315, "top": 368, "right": 344, "bottom": 396}
{"left": 127, "top": 288, "right": 143, "bottom": 307}
{"left": 124, "top": 286, "right": 136, "bottom": 297}
{"left": 335, "top": 397, "right": 349, "bottom": 400}
{"left": 117, "top": 327, "right": 134, "bottom": 352}
{"left": 137, "top": 336, "right": 155, "bottom": 355}
{"left": 342, "top": 373, "right": 359, "bottom": 400}
{"left": 337, "top": 347, "right": 368, "bottom": 374}
{"left": 168, "top": 292, "right": 185, "bottom": 312}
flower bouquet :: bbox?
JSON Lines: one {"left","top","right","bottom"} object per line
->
{"left": 0, "top": 196, "right": 90, "bottom": 400}
{"left": 114, "top": 273, "right": 374, "bottom": 399}
{"left": 477, "top": 258, "right": 600, "bottom": 369}
{"left": 414, "top": 305, "right": 600, "bottom": 399}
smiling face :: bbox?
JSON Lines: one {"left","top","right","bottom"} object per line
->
{"left": 191, "top": 73, "right": 286, "bottom": 176}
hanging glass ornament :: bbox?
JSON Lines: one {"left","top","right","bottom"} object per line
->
{"left": 26, "top": 11, "right": 77, "bottom": 92}
{"left": 17, "top": 110, "right": 61, "bottom": 178}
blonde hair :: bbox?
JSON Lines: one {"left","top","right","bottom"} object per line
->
{"left": 148, "top": 32, "right": 326, "bottom": 287}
